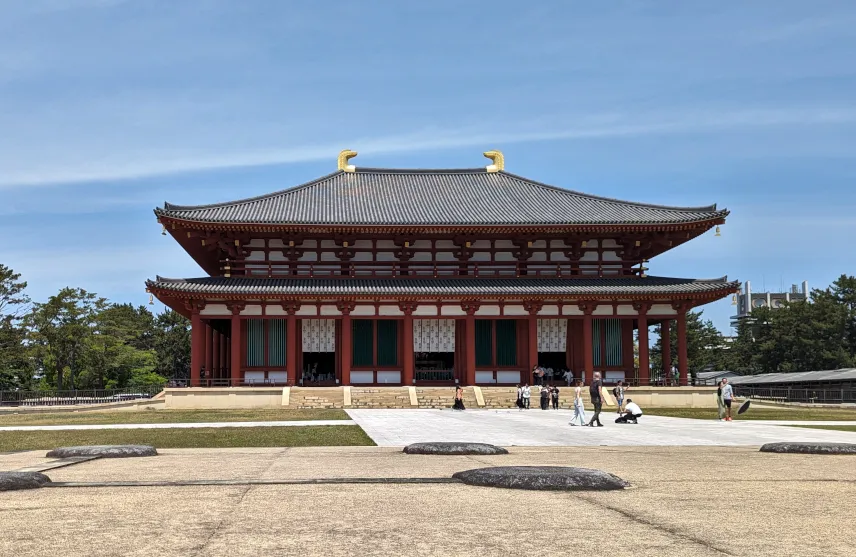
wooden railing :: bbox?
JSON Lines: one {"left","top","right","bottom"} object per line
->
{"left": 220, "top": 260, "right": 641, "bottom": 279}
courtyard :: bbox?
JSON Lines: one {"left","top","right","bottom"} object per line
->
{"left": 2, "top": 443, "right": 855, "bottom": 557}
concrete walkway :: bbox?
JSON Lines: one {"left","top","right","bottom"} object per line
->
{"left": 346, "top": 408, "right": 856, "bottom": 447}
{"left": 0, "top": 420, "right": 354, "bottom": 432}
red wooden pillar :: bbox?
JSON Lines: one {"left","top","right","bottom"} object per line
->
{"left": 283, "top": 302, "right": 299, "bottom": 386}
{"left": 525, "top": 301, "right": 542, "bottom": 378}
{"left": 662, "top": 319, "right": 672, "bottom": 384}
{"left": 579, "top": 303, "right": 596, "bottom": 384}
{"left": 676, "top": 304, "right": 689, "bottom": 386}
{"left": 204, "top": 323, "right": 213, "bottom": 378}
{"left": 634, "top": 302, "right": 651, "bottom": 386}
{"left": 190, "top": 310, "right": 203, "bottom": 387}
{"left": 463, "top": 302, "right": 478, "bottom": 386}
{"left": 219, "top": 331, "right": 226, "bottom": 379}
{"left": 212, "top": 330, "right": 220, "bottom": 381}
{"left": 401, "top": 304, "right": 415, "bottom": 385}
{"left": 340, "top": 305, "right": 353, "bottom": 386}
{"left": 229, "top": 303, "right": 244, "bottom": 387}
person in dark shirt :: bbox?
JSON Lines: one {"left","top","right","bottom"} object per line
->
{"left": 551, "top": 386, "right": 560, "bottom": 410}
{"left": 540, "top": 385, "right": 550, "bottom": 410}
{"left": 587, "top": 372, "right": 604, "bottom": 427}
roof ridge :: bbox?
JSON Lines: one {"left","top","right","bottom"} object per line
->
{"left": 148, "top": 275, "right": 736, "bottom": 284}
{"left": 498, "top": 170, "right": 722, "bottom": 214}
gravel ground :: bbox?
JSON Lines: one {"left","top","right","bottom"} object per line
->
{"left": 1, "top": 446, "right": 854, "bottom": 556}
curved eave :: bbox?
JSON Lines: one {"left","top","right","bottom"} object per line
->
{"left": 154, "top": 212, "right": 729, "bottom": 233}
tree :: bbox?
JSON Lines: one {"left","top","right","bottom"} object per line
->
{"left": 25, "top": 288, "right": 105, "bottom": 390}
{"left": 154, "top": 310, "right": 191, "bottom": 381}
{"left": 82, "top": 303, "right": 159, "bottom": 389}
{"left": 650, "top": 310, "right": 728, "bottom": 381}
{"left": 0, "top": 265, "right": 32, "bottom": 390}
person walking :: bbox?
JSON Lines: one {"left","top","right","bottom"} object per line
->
{"left": 569, "top": 379, "right": 587, "bottom": 426}
{"left": 516, "top": 384, "right": 524, "bottom": 410}
{"left": 532, "top": 365, "right": 540, "bottom": 386}
{"left": 551, "top": 386, "right": 560, "bottom": 410}
{"left": 716, "top": 380, "right": 726, "bottom": 421}
{"left": 522, "top": 383, "right": 531, "bottom": 409}
{"left": 587, "top": 372, "right": 604, "bottom": 427}
{"left": 540, "top": 385, "right": 550, "bottom": 410}
{"left": 613, "top": 380, "right": 626, "bottom": 414}
{"left": 721, "top": 378, "right": 734, "bottom": 421}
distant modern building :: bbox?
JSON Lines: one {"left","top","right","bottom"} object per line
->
{"left": 695, "top": 370, "right": 740, "bottom": 385}
{"left": 730, "top": 280, "right": 808, "bottom": 328}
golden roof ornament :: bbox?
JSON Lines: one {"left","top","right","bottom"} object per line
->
{"left": 337, "top": 149, "right": 358, "bottom": 172}
{"left": 483, "top": 150, "right": 505, "bottom": 173}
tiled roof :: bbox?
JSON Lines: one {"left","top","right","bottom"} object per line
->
{"left": 146, "top": 276, "right": 738, "bottom": 298}
{"left": 155, "top": 168, "right": 728, "bottom": 226}
{"left": 728, "top": 369, "right": 856, "bottom": 385}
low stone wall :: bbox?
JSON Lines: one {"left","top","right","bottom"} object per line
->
{"left": 161, "top": 386, "right": 718, "bottom": 410}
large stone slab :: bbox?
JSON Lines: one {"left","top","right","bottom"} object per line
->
{"left": 760, "top": 442, "right": 856, "bottom": 455}
{"left": 0, "top": 471, "right": 52, "bottom": 491}
{"left": 453, "top": 466, "right": 629, "bottom": 491}
{"left": 403, "top": 442, "right": 508, "bottom": 455}
{"left": 46, "top": 445, "right": 158, "bottom": 458}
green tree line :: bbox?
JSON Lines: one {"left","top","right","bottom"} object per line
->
{"left": 648, "top": 274, "right": 856, "bottom": 380}
{"left": 0, "top": 264, "right": 190, "bottom": 391}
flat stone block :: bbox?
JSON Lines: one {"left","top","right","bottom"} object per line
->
{"left": 452, "top": 466, "right": 630, "bottom": 491}
{"left": 0, "top": 471, "right": 52, "bottom": 491}
{"left": 403, "top": 442, "right": 509, "bottom": 455}
{"left": 759, "top": 442, "right": 856, "bottom": 455}
{"left": 46, "top": 445, "right": 158, "bottom": 458}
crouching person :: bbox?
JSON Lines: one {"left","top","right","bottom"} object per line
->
{"left": 615, "top": 399, "right": 643, "bottom": 424}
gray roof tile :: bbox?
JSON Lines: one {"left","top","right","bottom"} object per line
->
{"left": 146, "top": 276, "right": 738, "bottom": 298}
{"left": 155, "top": 168, "right": 728, "bottom": 226}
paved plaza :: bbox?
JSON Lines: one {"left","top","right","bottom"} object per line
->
{"left": 346, "top": 408, "right": 856, "bottom": 447}
{"left": 2, "top": 445, "right": 856, "bottom": 557}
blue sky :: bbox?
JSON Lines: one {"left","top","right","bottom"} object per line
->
{"left": 2, "top": 0, "right": 855, "bottom": 333}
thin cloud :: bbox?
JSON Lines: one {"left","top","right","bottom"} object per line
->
{"left": 2, "top": 107, "right": 856, "bottom": 189}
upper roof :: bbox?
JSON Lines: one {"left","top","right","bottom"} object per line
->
{"left": 155, "top": 168, "right": 729, "bottom": 226}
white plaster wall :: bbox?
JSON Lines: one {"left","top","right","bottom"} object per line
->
{"left": 503, "top": 305, "right": 527, "bottom": 316}
{"left": 240, "top": 305, "right": 263, "bottom": 316}
{"left": 441, "top": 306, "right": 466, "bottom": 316}
{"left": 593, "top": 306, "right": 614, "bottom": 316}
{"left": 615, "top": 305, "right": 639, "bottom": 316}
{"left": 350, "top": 306, "right": 376, "bottom": 316}
{"left": 475, "top": 305, "right": 501, "bottom": 316}
{"left": 378, "top": 306, "right": 404, "bottom": 316}
{"left": 200, "top": 304, "right": 230, "bottom": 317}
{"left": 540, "top": 305, "right": 559, "bottom": 316}
{"left": 296, "top": 306, "right": 318, "bottom": 316}
{"left": 413, "top": 306, "right": 438, "bottom": 316}
{"left": 651, "top": 304, "right": 678, "bottom": 315}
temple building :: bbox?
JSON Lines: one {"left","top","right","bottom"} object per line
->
{"left": 147, "top": 150, "right": 738, "bottom": 387}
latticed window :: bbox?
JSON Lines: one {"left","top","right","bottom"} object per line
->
{"left": 592, "top": 318, "right": 622, "bottom": 367}
{"left": 474, "top": 319, "right": 518, "bottom": 367}
{"left": 245, "top": 319, "right": 287, "bottom": 367}
{"left": 352, "top": 319, "right": 399, "bottom": 367}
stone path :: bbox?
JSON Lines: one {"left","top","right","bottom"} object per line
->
{"left": 346, "top": 409, "right": 856, "bottom": 447}
{"left": 0, "top": 420, "right": 354, "bottom": 432}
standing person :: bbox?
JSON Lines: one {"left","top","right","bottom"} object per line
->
{"left": 551, "top": 386, "right": 560, "bottom": 410}
{"left": 453, "top": 385, "right": 466, "bottom": 411}
{"left": 532, "top": 365, "right": 540, "bottom": 386}
{"left": 721, "top": 378, "right": 734, "bottom": 421}
{"left": 540, "top": 385, "right": 550, "bottom": 410}
{"left": 564, "top": 368, "right": 574, "bottom": 387}
{"left": 569, "top": 379, "right": 587, "bottom": 426}
{"left": 522, "top": 383, "right": 531, "bottom": 409}
{"left": 537, "top": 366, "right": 546, "bottom": 386}
{"left": 516, "top": 384, "right": 523, "bottom": 410}
{"left": 587, "top": 372, "right": 604, "bottom": 427}
{"left": 613, "top": 380, "right": 626, "bottom": 414}
{"left": 716, "top": 380, "right": 726, "bottom": 421}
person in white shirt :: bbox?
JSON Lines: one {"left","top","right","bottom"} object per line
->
{"left": 522, "top": 383, "right": 531, "bottom": 409}
{"left": 615, "top": 399, "right": 643, "bottom": 424}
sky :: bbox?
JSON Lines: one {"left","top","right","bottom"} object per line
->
{"left": 2, "top": 0, "right": 855, "bottom": 333}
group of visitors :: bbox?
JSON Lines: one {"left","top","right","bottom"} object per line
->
{"left": 531, "top": 365, "right": 575, "bottom": 386}
{"left": 514, "top": 384, "right": 560, "bottom": 410}
{"left": 569, "top": 375, "right": 642, "bottom": 426}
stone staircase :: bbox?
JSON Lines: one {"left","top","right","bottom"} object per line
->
{"left": 349, "top": 387, "right": 413, "bottom": 409}
{"left": 289, "top": 387, "right": 345, "bottom": 409}
{"left": 416, "top": 387, "right": 478, "bottom": 409}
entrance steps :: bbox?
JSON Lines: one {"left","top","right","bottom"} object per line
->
{"left": 349, "top": 388, "right": 413, "bottom": 409}
{"left": 289, "top": 387, "right": 345, "bottom": 409}
{"left": 416, "top": 387, "right": 478, "bottom": 409}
